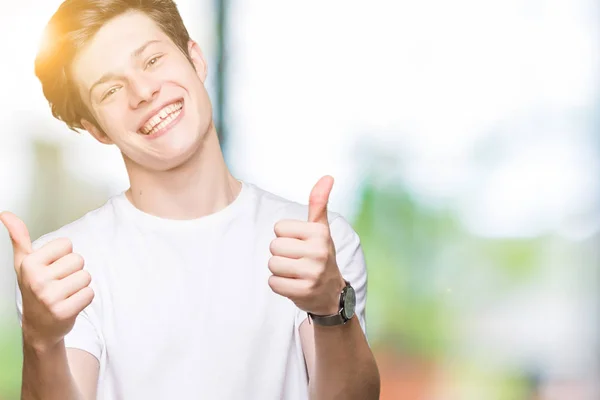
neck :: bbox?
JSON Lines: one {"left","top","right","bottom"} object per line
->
{"left": 122, "top": 123, "right": 241, "bottom": 220}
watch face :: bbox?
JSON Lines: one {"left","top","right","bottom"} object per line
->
{"left": 342, "top": 286, "right": 356, "bottom": 320}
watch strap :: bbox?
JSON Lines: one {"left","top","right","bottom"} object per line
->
{"left": 307, "top": 311, "right": 347, "bottom": 326}
{"left": 306, "top": 280, "right": 353, "bottom": 326}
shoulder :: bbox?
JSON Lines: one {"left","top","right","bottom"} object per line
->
{"left": 244, "top": 180, "right": 356, "bottom": 239}
{"left": 31, "top": 194, "right": 121, "bottom": 252}
{"left": 244, "top": 181, "right": 349, "bottom": 226}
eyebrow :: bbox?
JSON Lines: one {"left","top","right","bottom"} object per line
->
{"left": 88, "top": 39, "right": 162, "bottom": 98}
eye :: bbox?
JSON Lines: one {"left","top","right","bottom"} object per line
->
{"left": 102, "top": 86, "right": 120, "bottom": 101}
{"left": 145, "top": 55, "right": 163, "bottom": 69}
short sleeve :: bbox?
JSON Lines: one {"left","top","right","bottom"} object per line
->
{"left": 15, "top": 282, "right": 103, "bottom": 361}
{"left": 14, "top": 236, "right": 104, "bottom": 362}
{"left": 294, "top": 214, "right": 369, "bottom": 336}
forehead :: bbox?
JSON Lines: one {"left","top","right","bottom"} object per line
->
{"left": 71, "top": 11, "right": 171, "bottom": 91}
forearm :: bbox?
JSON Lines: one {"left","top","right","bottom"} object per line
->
{"left": 21, "top": 339, "right": 84, "bottom": 400}
{"left": 310, "top": 318, "right": 380, "bottom": 400}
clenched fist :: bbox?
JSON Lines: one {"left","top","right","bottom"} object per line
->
{"left": 268, "top": 175, "right": 346, "bottom": 316}
{"left": 1, "top": 212, "right": 94, "bottom": 352}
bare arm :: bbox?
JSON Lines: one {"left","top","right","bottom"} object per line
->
{"left": 300, "top": 318, "right": 380, "bottom": 400}
{"left": 67, "top": 348, "right": 100, "bottom": 399}
{"left": 21, "top": 341, "right": 99, "bottom": 400}
{"left": 0, "top": 212, "right": 98, "bottom": 400}
{"left": 267, "top": 178, "right": 380, "bottom": 399}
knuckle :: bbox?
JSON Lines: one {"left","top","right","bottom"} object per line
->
{"left": 80, "top": 270, "right": 92, "bottom": 285}
{"left": 28, "top": 275, "right": 46, "bottom": 294}
{"left": 267, "top": 257, "right": 276, "bottom": 273}
{"left": 317, "top": 224, "right": 330, "bottom": 238}
{"left": 77, "top": 287, "right": 95, "bottom": 310}
{"left": 307, "top": 268, "right": 322, "bottom": 282}
{"left": 84, "top": 287, "right": 95, "bottom": 301}
{"left": 54, "top": 237, "right": 73, "bottom": 253}
{"left": 62, "top": 237, "right": 74, "bottom": 252}
{"left": 48, "top": 304, "right": 59, "bottom": 319}
{"left": 37, "top": 290, "right": 53, "bottom": 308}
{"left": 70, "top": 253, "right": 85, "bottom": 268}
{"left": 303, "top": 280, "right": 315, "bottom": 295}
{"left": 314, "top": 246, "right": 329, "bottom": 261}
{"left": 78, "top": 289, "right": 95, "bottom": 311}
{"left": 50, "top": 304, "right": 69, "bottom": 321}
{"left": 269, "top": 239, "right": 278, "bottom": 254}
{"left": 20, "top": 254, "right": 37, "bottom": 272}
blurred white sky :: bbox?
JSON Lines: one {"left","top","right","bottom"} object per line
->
{"left": 0, "top": 0, "right": 598, "bottom": 235}
{"left": 226, "top": 0, "right": 599, "bottom": 239}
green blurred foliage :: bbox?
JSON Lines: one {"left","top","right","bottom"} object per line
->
{"left": 352, "top": 178, "right": 553, "bottom": 398}
{"left": 0, "top": 324, "right": 22, "bottom": 400}
{"left": 354, "top": 180, "right": 457, "bottom": 358}
{"left": 354, "top": 179, "right": 545, "bottom": 356}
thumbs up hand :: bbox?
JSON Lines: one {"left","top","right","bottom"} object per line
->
{"left": 1, "top": 211, "right": 94, "bottom": 352}
{"left": 268, "top": 176, "right": 346, "bottom": 316}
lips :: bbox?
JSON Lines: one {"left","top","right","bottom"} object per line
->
{"left": 138, "top": 100, "right": 184, "bottom": 135}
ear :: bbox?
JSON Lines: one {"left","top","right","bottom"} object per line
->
{"left": 188, "top": 40, "right": 208, "bottom": 83}
{"left": 81, "top": 119, "right": 113, "bottom": 145}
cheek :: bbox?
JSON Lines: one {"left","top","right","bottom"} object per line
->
{"left": 97, "top": 102, "right": 131, "bottom": 136}
{"left": 170, "top": 59, "right": 204, "bottom": 88}
{"left": 159, "top": 58, "right": 195, "bottom": 82}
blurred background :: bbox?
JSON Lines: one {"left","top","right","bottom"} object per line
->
{"left": 1, "top": 0, "right": 599, "bottom": 399}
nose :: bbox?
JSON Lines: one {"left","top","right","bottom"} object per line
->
{"left": 128, "top": 73, "right": 160, "bottom": 109}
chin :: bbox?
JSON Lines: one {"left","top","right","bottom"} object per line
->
{"left": 129, "top": 115, "right": 212, "bottom": 171}
{"left": 158, "top": 138, "right": 205, "bottom": 171}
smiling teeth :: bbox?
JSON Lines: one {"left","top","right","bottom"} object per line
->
{"left": 140, "top": 101, "right": 183, "bottom": 135}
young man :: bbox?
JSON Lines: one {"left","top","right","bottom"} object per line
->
{"left": 1, "top": 0, "right": 380, "bottom": 399}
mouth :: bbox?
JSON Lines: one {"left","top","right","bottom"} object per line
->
{"left": 138, "top": 100, "right": 184, "bottom": 135}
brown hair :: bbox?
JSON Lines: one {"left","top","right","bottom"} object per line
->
{"left": 35, "top": 0, "right": 191, "bottom": 132}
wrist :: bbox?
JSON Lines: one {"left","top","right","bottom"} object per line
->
{"left": 308, "top": 279, "right": 356, "bottom": 326}
{"left": 312, "top": 277, "right": 347, "bottom": 316}
{"left": 22, "top": 329, "right": 64, "bottom": 356}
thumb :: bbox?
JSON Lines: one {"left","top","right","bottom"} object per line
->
{"left": 308, "top": 175, "right": 334, "bottom": 225}
{"left": 0, "top": 211, "right": 33, "bottom": 274}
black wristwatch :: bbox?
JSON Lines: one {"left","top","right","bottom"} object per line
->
{"left": 307, "top": 281, "right": 356, "bottom": 326}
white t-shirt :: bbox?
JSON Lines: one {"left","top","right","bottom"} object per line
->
{"left": 16, "top": 180, "right": 368, "bottom": 400}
